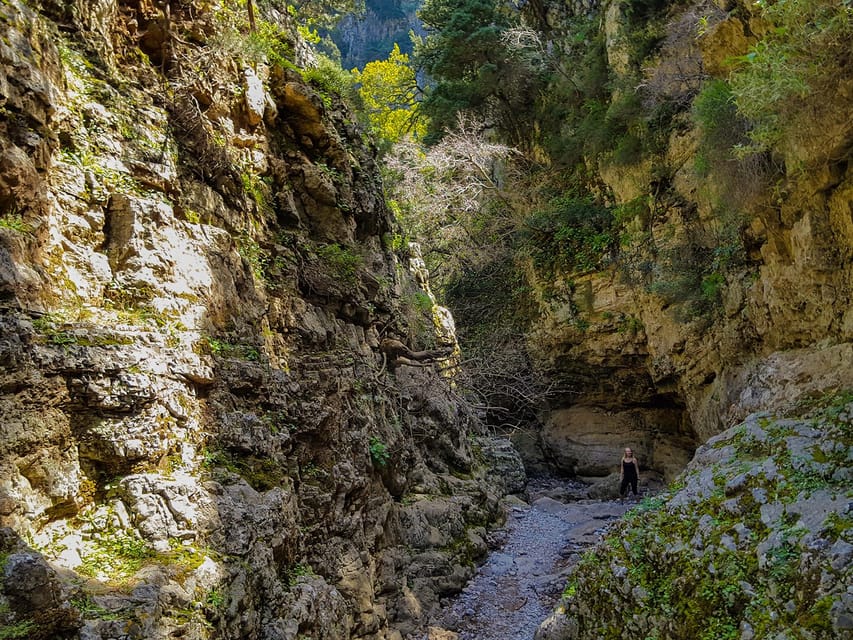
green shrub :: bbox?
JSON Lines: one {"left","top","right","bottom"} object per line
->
{"left": 286, "top": 563, "right": 315, "bottom": 586}
{"left": 241, "top": 172, "right": 272, "bottom": 214}
{"left": 700, "top": 272, "right": 725, "bottom": 305}
{"left": 729, "top": 0, "right": 853, "bottom": 153}
{"left": 205, "top": 587, "right": 225, "bottom": 610}
{"left": 204, "top": 337, "right": 261, "bottom": 361}
{"left": 692, "top": 79, "right": 777, "bottom": 205}
{"left": 237, "top": 232, "right": 269, "bottom": 282}
{"left": 248, "top": 19, "right": 295, "bottom": 68}
{"left": 0, "top": 212, "right": 30, "bottom": 234}
{"left": 411, "top": 291, "right": 433, "bottom": 313}
{"left": 693, "top": 80, "right": 740, "bottom": 144}
{"left": 369, "top": 437, "right": 390, "bottom": 467}
{"left": 0, "top": 620, "right": 36, "bottom": 640}
{"left": 522, "top": 194, "right": 615, "bottom": 275}
{"left": 316, "top": 243, "right": 363, "bottom": 286}
{"left": 302, "top": 54, "right": 356, "bottom": 102}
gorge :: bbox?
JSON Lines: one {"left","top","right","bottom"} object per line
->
{"left": 1, "top": 0, "right": 852, "bottom": 639}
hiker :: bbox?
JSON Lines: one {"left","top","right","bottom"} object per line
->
{"left": 619, "top": 447, "right": 640, "bottom": 501}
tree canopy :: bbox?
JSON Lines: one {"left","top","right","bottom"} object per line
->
{"left": 415, "top": 0, "right": 541, "bottom": 145}
{"left": 352, "top": 43, "right": 425, "bottom": 148}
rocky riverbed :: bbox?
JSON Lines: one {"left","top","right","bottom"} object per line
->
{"left": 422, "top": 478, "right": 631, "bottom": 640}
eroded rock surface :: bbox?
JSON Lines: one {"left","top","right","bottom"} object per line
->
{"left": 0, "top": 2, "right": 523, "bottom": 639}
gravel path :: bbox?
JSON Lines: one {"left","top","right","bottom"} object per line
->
{"left": 425, "top": 479, "right": 631, "bottom": 640}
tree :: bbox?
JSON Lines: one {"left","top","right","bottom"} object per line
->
{"left": 415, "top": 0, "right": 542, "bottom": 145}
{"left": 351, "top": 43, "right": 425, "bottom": 148}
{"left": 383, "top": 113, "right": 521, "bottom": 286}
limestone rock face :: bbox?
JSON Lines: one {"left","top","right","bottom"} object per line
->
{"left": 0, "top": 2, "right": 523, "bottom": 639}
{"left": 542, "top": 405, "right": 692, "bottom": 480}
{"left": 524, "top": 0, "right": 853, "bottom": 477}
{"left": 331, "top": 0, "right": 424, "bottom": 70}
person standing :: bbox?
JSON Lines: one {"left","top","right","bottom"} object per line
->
{"left": 619, "top": 447, "right": 640, "bottom": 501}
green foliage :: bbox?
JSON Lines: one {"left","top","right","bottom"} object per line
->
{"left": 411, "top": 290, "right": 433, "bottom": 313}
{"left": 690, "top": 79, "right": 776, "bottom": 206}
{"left": 352, "top": 43, "right": 425, "bottom": 148}
{"left": 415, "top": 0, "right": 540, "bottom": 143}
{"left": 316, "top": 243, "right": 363, "bottom": 285}
{"left": 532, "top": 0, "right": 682, "bottom": 164}
{"left": 77, "top": 518, "right": 155, "bottom": 582}
{"left": 369, "top": 436, "right": 390, "bottom": 467}
{"left": 0, "top": 620, "right": 36, "bottom": 640}
{"left": 645, "top": 208, "right": 748, "bottom": 320}
{"left": 241, "top": 172, "right": 272, "bottom": 214}
{"left": 60, "top": 148, "right": 141, "bottom": 198}
{"left": 0, "top": 212, "right": 30, "bottom": 234}
{"left": 102, "top": 280, "right": 175, "bottom": 328}
{"left": 693, "top": 80, "right": 739, "bottom": 146}
{"left": 286, "top": 562, "right": 316, "bottom": 586}
{"left": 205, "top": 587, "right": 225, "bottom": 610}
{"left": 522, "top": 193, "right": 615, "bottom": 275}
{"left": 383, "top": 231, "right": 409, "bottom": 253}
{"left": 302, "top": 54, "right": 357, "bottom": 102}
{"left": 417, "top": 0, "right": 508, "bottom": 79}
{"left": 246, "top": 17, "right": 295, "bottom": 68}
{"left": 237, "top": 232, "right": 270, "bottom": 282}
{"left": 204, "top": 336, "right": 261, "bottom": 361}
{"left": 31, "top": 314, "right": 137, "bottom": 347}
{"left": 201, "top": 447, "right": 288, "bottom": 491}
{"left": 729, "top": 0, "right": 853, "bottom": 154}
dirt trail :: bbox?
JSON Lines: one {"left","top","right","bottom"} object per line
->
{"left": 424, "top": 479, "right": 630, "bottom": 640}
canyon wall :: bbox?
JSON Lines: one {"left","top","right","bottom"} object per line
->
{"left": 0, "top": 2, "right": 522, "bottom": 638}
{"left": 526, "top": 0, "right": 853, "bottom": 636}
{"left": 520, "top": 0, "right": 853, "bottom": 484}
{"left": 331, "top": 0, "right": 423, "bottom": 69}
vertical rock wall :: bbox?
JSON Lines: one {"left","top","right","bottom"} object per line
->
{"left": 525, "top": 0, "right": 853, "bottom": 481}
{"left": 0, "top": 2, "right": 522, "bottom": 639}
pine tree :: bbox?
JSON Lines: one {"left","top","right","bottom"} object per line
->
{"left": 415, "top": 0, "right": 541, "bottom": 145}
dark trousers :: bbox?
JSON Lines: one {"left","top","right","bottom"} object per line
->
{"left": 620, "top": 476, "right": 638, "bottom": 496}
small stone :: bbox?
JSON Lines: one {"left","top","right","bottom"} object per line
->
{"left": 751, "top": 487, "right": 768, "bottom": 504}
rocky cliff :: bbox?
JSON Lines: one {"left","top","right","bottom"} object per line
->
{"left": 0, "top": 2, "right": 522, "bottom": 639}
{"left": 331, "top": 0, "right": 423, "bottom": 70}
{"left": 514, "top": 0, "right": 853, "bottom": 488}
{"left": 516, "top": 0, "right": 853, "bottom": 636}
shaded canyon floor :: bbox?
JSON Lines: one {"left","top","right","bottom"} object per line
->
{"left": 421, "top": 478, "right": 632, "bottom": 640}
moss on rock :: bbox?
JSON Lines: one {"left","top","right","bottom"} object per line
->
{"left": 540, "top": 391, "right": 853, "bottom": 640}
